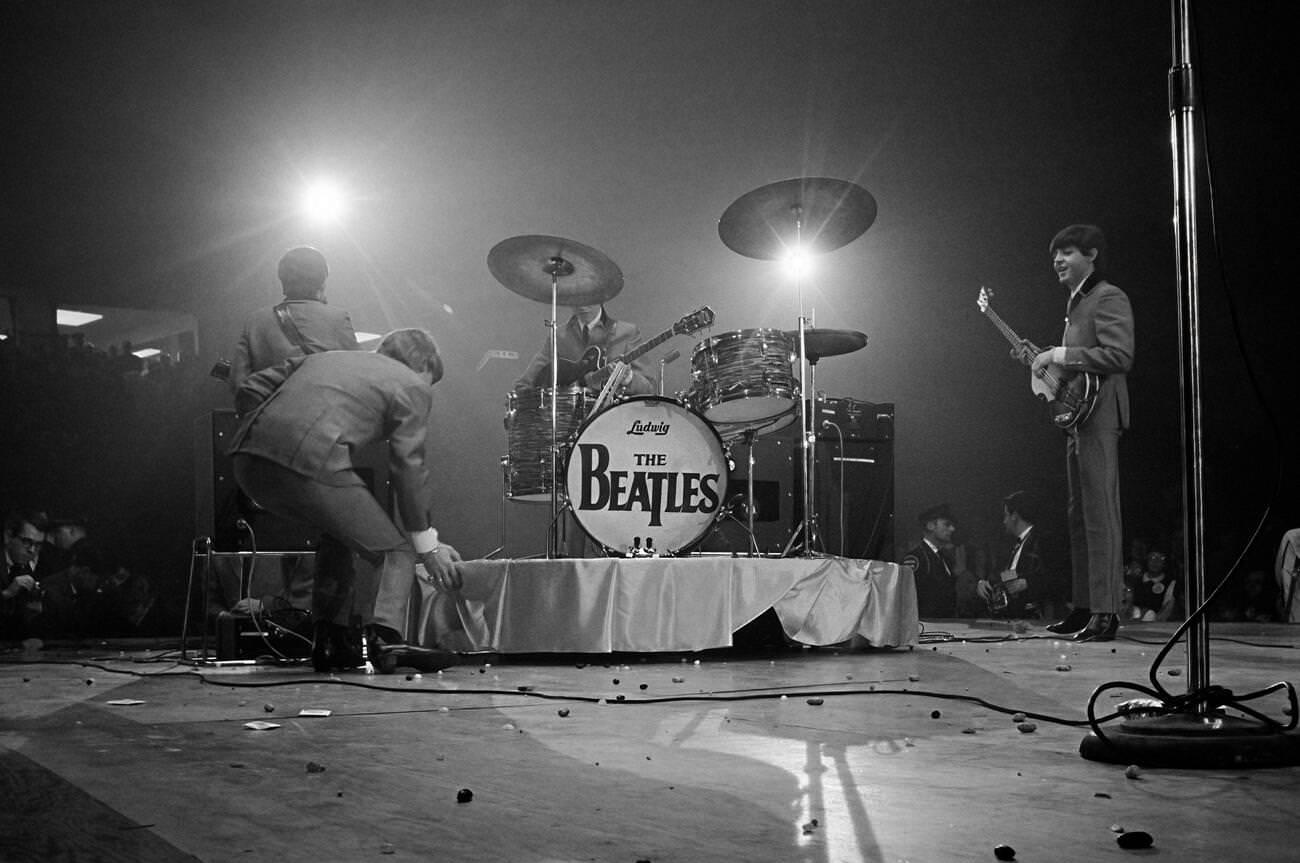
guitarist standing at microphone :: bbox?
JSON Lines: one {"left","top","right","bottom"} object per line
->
{"left": 1035, "top": 225, "right": 1135, "bottom": 642}
{"left": 514, "top": 303, "right": 656, "bottom": 397}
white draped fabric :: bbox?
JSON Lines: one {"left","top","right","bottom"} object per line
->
{"left": 411, "top": 556, "right": 917, "bottom": 653}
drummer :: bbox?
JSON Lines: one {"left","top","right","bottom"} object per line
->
{"left": 514, "top": 304, "right": 656, "bottom": 398}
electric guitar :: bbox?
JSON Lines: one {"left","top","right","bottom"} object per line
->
{"left": 977, "top": 286, "right": 1101, "bottom": 429}
{"left": 557, "top": 306, "right": 715, "bottom": 387}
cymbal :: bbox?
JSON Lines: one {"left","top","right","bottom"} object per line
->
{"left": 718, "top": 177, "right": 877, "bottom": 260}
{"left": 784, "top": 328, "right": 867, "bottom": 362}
{"left": 487, "top": 235, "right": 624, "bottom": 305}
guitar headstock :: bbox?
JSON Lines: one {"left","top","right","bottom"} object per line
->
{"left": 977, "top": 286, "right": 994, "bottom": 314}
{"left": 674, "top": 306, "right": 715, "bottom": 335}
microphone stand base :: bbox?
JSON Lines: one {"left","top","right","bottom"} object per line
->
{"left": 1079, "top": 714, "right": 1300, "bottom": 769}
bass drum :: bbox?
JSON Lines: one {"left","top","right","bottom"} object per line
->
{"left": 565, "top": 397, "right": 729, "bottom": 556}
{"left": 504, "top": 386, "right": 591, "bottom": 502}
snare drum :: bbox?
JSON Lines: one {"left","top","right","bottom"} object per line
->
{"left": 685, "top": 328, "right": 798, "bottom": 425}
{"left": 565, "top": 397, "right": 728, "bottom": 555}
{"left": 504, "top": 386, "right": 591, "bottom": 501}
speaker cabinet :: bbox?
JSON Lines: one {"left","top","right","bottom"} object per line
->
{"left": 196, "top": 410, "right": 391, "bottom": 551}
{"left": 800, "top": 438, "right": 895, "bottom": 561}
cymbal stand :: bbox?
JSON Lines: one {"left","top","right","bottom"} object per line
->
{"left": 543, "top": 255, "right": 573, "bottom": 559}
{"left": 737, "top": 428, "right": 762, "bottom": 555}
{"left": 790, "top": 206, "right": 821, "bottom": 557}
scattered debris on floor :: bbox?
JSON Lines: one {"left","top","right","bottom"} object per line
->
{"left": 1116, "top": 830, "right": 1153, "bottom": 849}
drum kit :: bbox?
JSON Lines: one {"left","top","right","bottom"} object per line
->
{"left": 487, "top": 177, "right": 877, "bottom": 558}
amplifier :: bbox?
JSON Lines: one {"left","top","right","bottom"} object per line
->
{"left": 812, "top": 398, "right": 894, "bottom": 442}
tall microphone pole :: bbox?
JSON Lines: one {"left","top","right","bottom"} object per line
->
{"left": 1079, "top": 0, "right": 1299, "bottom": 767}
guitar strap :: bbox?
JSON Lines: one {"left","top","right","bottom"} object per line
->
{"left": 273, "top": 302, "right": 313, "bottom": 352}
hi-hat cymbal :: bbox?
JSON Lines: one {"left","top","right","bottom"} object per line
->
{"left": 784, "top": 328, "right": 867, "bottom": 362}
{"left": 718, "top": 177, "right": 877, "bottom": 260}
{"left": 487, "top": 235, "right": 624, "bottom": 305}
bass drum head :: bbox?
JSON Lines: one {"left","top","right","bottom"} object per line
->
{"left": 565, "top": 397, "right": 729, "bottom": 556}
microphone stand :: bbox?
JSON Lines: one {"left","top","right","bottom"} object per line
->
{"left": 1078, "top": 0, "right": 1298, "bottom": 767}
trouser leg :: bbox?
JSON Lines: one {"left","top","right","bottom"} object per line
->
{"left": 1070, "top": 426, "right": 1124, "bottom": 614}
{"left": 233, "top": 456, "right": 415, "bottom": 637}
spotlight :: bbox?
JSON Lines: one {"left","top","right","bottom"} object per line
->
{"left": 300, "top": 179, "right": 346, "bottom": 225}
{"left": 781, "top": 247, "right": 814, "bottom": 279}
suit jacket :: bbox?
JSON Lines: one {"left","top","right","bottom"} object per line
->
{"left": 230, "top": 298, "right": 359, "bottom": 392}
{"left": 514, "top": 312, "right": 654, "bottom": 395}
{"left": 1059, "top": 276, "right": 1134, "bottom": 431}
{"left": 228, "top": 351, "right": 434, "bottom": 533}
{"left": 902, "top": 540, "right": 955, "bottom": 618}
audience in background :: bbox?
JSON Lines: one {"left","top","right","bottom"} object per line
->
{"left": 1129, "top": 547, "right": 1179, "bottom": 622}
{"left": 37, "top": 517, "right": 155, "bottom": 640}
{"left": 2, "top": 510, "right": 48, "bottom": 641}
{"left": 977, "top": 490, "right": 1048, "bottom": 619}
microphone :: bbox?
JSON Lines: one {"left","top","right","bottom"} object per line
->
{"left": 661, "top": 349, "right": 681, "bottom": 365}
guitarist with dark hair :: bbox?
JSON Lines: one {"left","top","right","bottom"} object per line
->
{"left": 514, "top": 304, "right": 656, "bottom": 398}
{"left": 1033, "top": 224, "right": 1135, "bottom": 642}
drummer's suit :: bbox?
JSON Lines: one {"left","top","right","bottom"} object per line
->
{"left": 515, "top": 310, "right": 655, "bottom": 556}
{"left": 514, "top": 311, "right": 656, "bottom": 396}
{"left": 1059, "top": 274, "right": 1134, "bottom": 616}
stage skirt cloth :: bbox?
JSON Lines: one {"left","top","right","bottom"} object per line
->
{"left": 410, "top": 555, "right": 917, "bottom": 653}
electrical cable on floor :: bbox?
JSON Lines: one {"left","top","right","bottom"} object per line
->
{"left": 2, "top": 654, "right": 1133, "bottom": 730}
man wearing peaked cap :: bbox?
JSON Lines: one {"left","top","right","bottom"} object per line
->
{"left": 901, "top": 504, "right": 959, "bottom": 618}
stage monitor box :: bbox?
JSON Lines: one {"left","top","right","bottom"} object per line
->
{"left": 801, "top": 437, "right": 895, "bottom": 562}
{"left": 196, "top": 410, "right": 392, "bottom": 551}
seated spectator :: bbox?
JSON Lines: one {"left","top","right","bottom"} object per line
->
{"left": 1130, "top": 548, "right": 1178, "bottom": 622}
{"left": 1237, "top": 568, "right": 1278, "bottom": 623}
{"left": 38, "top": 517, "right": 155, "bottom": 639}
{"left": 2, "top": 510, "right": 48, "bottom": 641}
{"left": 977, "top": 490, "right": 1050, "bottom": 619}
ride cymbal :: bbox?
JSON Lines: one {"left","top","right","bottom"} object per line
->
{"left": 718, "top": 177, "right": 877, "bottom": 260}
{"left": 487, "top": 235, "right": 624, "bottom": 305}
{"left": 784, "top": 328, "right": 867, "bottom": 361}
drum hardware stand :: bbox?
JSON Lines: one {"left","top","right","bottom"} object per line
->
{"left": 658, "top": 349, "right": 681, "bottom": 397}
{"left": 788, "top": 205, "right": 823, "bottom": 558}
{"left": 484, "top": 455, "right": 509, "bottom": 559}
{"left": 543, "top": 255, "right": 571, "bottom": 559}
{"left": 736, "top": 427, "right": 762, "bottom": 556}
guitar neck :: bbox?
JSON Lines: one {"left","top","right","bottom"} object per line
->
{"left": 616, "top": 327, "right": 677, "bottom": 365}
{"left": 982, "top": 306, "right": 1038, "bottom": 366}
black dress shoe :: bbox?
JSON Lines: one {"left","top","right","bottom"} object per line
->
{"left": 1046, "top": 607, "right": 1092, "bottom": 634}
{"left": 366, "top": 624, "right": 456, "bottom": 674}
{"left": 1073, "top": 613, "right": 1119, "bottom": 642}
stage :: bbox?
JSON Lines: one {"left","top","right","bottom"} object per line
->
{"left": 410, "top": 555, "right": 918, "bottom": 654}
{"left": 3, "top": 621, "right": 1298, "bottom": 862}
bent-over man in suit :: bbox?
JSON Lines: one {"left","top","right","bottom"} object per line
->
{"left": 229, "top": 328, "right": 461, "bottom": 671}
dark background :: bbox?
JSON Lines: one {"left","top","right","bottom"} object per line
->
{"left": 2, "top": 1, "right": 1295, "bottom": 630}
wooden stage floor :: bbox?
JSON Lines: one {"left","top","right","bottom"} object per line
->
{"left": 3, "top": 621, "right": 1298, "bottom": 862}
